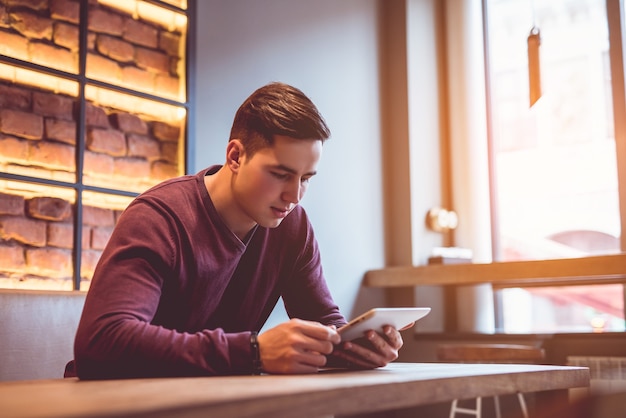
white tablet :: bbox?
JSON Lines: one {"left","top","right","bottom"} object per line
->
{"left": 338, "top": 307, "right": 431, "bottom": 341}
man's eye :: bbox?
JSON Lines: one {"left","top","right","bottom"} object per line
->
{"left": 271, "top": 172, "right": 289, "bottom": 180}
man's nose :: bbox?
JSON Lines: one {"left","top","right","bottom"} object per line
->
{"left": 283, "top": 180, "right": 303, "bottom": 204}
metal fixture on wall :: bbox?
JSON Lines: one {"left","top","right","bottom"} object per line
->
{"left": 426, "top": 207, "right": 459, "bottom": 233}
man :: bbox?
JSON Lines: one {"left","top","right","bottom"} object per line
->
{"left": 68, "top": 82, "right": 404, "bottom": 379}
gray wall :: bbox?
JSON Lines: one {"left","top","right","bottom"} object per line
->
{"left": 193, "top": 0, "right": 442, "bottom": 329}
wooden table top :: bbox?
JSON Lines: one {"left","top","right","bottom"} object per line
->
{"left": 0, "top": 362, "right": 589, "bottom": 418}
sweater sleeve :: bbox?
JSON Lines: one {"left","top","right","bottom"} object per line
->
{"left": 73, "top": 199, "right": 253, "bottom": 379}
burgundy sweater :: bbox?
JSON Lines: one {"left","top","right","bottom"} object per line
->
{"left": 72, "top": 167, "right": 345, "bottom": 379}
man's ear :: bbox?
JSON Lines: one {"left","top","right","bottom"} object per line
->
{"left": 226, "top": 140, "right": 243, "bottom": 171}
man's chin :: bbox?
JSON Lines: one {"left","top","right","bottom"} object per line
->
{"left": 259, "top": 218, "right": 285, "bottom": 229}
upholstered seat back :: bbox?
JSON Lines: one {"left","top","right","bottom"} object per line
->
{"left": 0, "top": 289, "right": 85, "bottom": 381}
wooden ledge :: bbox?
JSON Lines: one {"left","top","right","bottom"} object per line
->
{"left": 364, "top": 253, "right": 626, "bottom": 288}
{"left": 436, "top": 343, "right": 546, "bottom": 363}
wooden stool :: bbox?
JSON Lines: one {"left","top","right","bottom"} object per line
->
{"left": 437, "top": 344, "right": 546, "bottom": 418}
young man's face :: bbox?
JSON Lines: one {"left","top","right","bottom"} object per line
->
{"left": 232, "top": 135, "right": 323, "bottom": 229}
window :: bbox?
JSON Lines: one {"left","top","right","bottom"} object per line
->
{"left": 484, "top": 0, "right": 625, "bottom": 332}
{"left": 0, "top": 0, "right": 191, "bottom": 291}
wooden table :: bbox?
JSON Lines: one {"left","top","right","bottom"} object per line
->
{"left": 0, "top": 363, "right": 589, "bottom": 418}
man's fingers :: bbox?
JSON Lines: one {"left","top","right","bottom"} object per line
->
{"left": 257, "top": 319, "right": 343, "bottom": 374}
{"left": 331, "top": 347, "right": 381, "bottom": 369}
{"left": 284, "top": 350, "right": 330, "bottom": 372}
{"left": 398, "top": 321, "right": 415, "bottom": 332}
{"left": 381, "top": 326, "right": 403, "bottom": 350}
{"left": 345, "top": 340, "right": 391, "bottom": 366}
{"left": 295, "top": 319, "right": 340, "bottom": 343}
{"left": 337, "top": 328, "right": 402, "bottom": 366}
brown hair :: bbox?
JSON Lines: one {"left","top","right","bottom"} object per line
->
{"left": 229, "top": 82, "right": 331, "bottom": 157}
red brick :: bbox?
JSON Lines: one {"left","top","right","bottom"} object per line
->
{"left": 86, "top": 52, "right": 120, "bottom": 85}
{"left": 87, "top": 31, "right": 96, "bottom": 50}
{"left": 123, "top": 18, "right": 158, "bottom": 48}
{"left": 26, "top": 247, "right": 72, "bottom": 277}
{"left": 155, "top": 73, "right": 181, "bottom": 101}
{"left": 0, "top": 108, "right": 43, "bottom": 140}
{"left": 96, "top": 34, "right": 134, "bottom": 62}
{"left": 6, "top": 0, "right": 48, "bottom": 11}
{"left": 0, "top": 193, "right": 24, "bottom": 216}
{"left": 85, "top": 102, "right": 110, "bottom": 128}
{"left": 114, "top": 157, "right": 150, "bottom": 179}
{"left": 0, "top": 243, "right": 25, "bottom": 271}
{"left": 28, "top": 141, "right": 76, "bottom": 171}
{"left": 91, "top": 226, "right": 112, "bottom": 250}
{"left": 10, "top": 10, "right": 52, "bottom": 40}
{"left": 0, "top": 215, "right": 47, "bottom": 246}
{"left": 152, "top": 121, "right": 180, "bottom": 142}
{"left": 151, "top": 161, "right": 178, "bottom": 181}
{"left": 120, "top": 65, "right": 154, "bottom": 94}
{"left": 50, "top": 0, "right": 80, "bottom": 24}
{"left": 159, "top": 31, "right": 181, "bottom": 57}
{"left": 169, "top": 56, "right": 180, "bottom": 77}
{"left": 30, "top": 41, "right": 78, "bottom": 74}
{"left": 80, "top": 248, "right": 101, "bottom": 279}
{"left": 0, "top": 134, "right": 29, "bottom": 162}
{"left": 0, "top": 84, "right": 31, "bottom": 110}
{"left": 53, "top": 21, "right": 79, "bottom": 51}
{"left": 33, "top": 91, "right": 75, "bottom": 121}
{"left": 0, "top": 30, "right": 29, "bottom": 61}
{"left": 47, "top": 221, "right": 73, "bottom": 249}
{"left": 45, "top": 117, "right": 76, "bottom": 144}
{"left": 48, "top": 222, "right": 91, "bottom": 249}
{"left": 27, "top": 196, "right": 72, "bottom": 221}
{"left": 82, "top": 205, "right": 114, "bottom": 227}
{"left": 128, "top": 134, "right": 160, "bottom": 160}
{"left": 160, "top": 141, "right": 179, "bottom": 164}
{"left": 88, "top": 8, "right": 124, "bottom": 36}
{"left": 109, "top": 112, "right": 148, "bottom": 135}
{"left": 87, "top": 127, "right": 126, "bottom": 156}
{"left": 80, "top": 225, "right": 90, "bottom": 249}
{"left": 83, "top": 150, "right": 113, "bottom": 177}
{"left": 135, "top": 46, "right": 169, "bottom": 74}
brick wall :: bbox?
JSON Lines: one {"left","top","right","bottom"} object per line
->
{"left": 0, "top": 0, "right": 184, "bottom": 100}
{"left": 0, "top": 0, "right": 186, "bottom": 289}
{"left": 0, "top": 81, "right": 181, "bottom": 289}
{"left": 0, "top": 81, "right": 181, "bottom": 191}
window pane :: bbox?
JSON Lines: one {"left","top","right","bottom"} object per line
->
{"left": 0, "top": 2, "right": 79, "bottom": 74}
{"left": 83, "top": 86, "right": 185, "bottom": 193}
{"left": 80, "top": 190, "right": 133, "bottom": 291}
{"left": 0, "top": 75, "right": 79, "bottom": 182}
{"left": 88, "top": 0, "right": 187, "bottom": 103}
{"left": 485, "top": 0, "right": 624, "bottom": 332}
{"left": 0, "top": 183, "right": 75, "bottom": 291}
{"left": 502, "top": 285, "right": 625, "bottom": 332}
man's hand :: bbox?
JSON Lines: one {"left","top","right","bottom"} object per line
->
{"left": 257, "top": 319, "right": 340, "bottom": 374}
{"left": 329, "top": 325, "right": 406, "bottom": 369}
